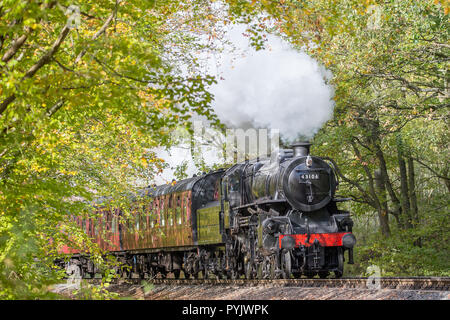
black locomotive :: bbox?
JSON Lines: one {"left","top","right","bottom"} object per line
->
{"left": 219, "top": 141, "right": 355, "bottom": 279}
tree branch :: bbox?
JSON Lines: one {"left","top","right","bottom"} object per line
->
{"left": 1, "top": 31, "right": 29, "bottom": 63}
{"left": 0, "top": 25, "right": 70, "bottom": 116}
{"left": 74, "top": 5, "right": 118, "bottom": 65}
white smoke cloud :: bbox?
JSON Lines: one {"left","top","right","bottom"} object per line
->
{"left": 209, "top": 25, "right": 334, "bottom": 140}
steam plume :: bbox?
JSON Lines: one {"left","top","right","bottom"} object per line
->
{"left": 210, "top": 25, "right": 334, "bottom": 141}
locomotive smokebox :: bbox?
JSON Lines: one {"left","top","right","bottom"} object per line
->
{"left": 291, "top": 141, "right": 312, "bottom": 157}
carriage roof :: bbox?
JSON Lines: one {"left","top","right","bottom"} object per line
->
{"left": 91, "top": 170, "right": 224, "bottom": 209}
{"left": 141, "top": 169, "right": 225, "bottom": 198}
{"left": 141, "top": 175, "right": 204, "bottom": 198}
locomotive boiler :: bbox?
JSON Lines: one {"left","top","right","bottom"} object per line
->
{"left": 57, "top": 142, "right": 355, "bottom": 280}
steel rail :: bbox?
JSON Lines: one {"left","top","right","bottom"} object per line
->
{"left": 100, "top": 277, "right": 450, "bottom": 291}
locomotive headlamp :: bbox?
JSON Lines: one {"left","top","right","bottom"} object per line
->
{"left": 306, "top": 155, "right": 313, "bottom": 167}
{"left": 342, "top": 233, "right": 356, "bottom": 248}
{"left": 281, "top": 236, "right": 296, "bottom": 250}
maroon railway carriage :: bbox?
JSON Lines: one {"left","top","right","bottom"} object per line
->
{"left": 58, "top": 171, "right": 223, "bottom": 278}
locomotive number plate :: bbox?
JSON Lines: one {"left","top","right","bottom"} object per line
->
{"left": 299, "top": 173, "right": 319, "bottom": 180}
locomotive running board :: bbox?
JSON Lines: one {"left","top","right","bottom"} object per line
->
{"left": 233, "top": 199, "right": 287, "bottom": 211}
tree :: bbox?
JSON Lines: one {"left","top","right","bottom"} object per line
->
{"left": 0, "top": 0, "right": 233, "bottom": 298}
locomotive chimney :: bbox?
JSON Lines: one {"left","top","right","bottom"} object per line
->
{"left": 291, "top": 141, "right": 312, "bottom": 157}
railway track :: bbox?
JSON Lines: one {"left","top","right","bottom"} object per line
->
{"left": 104, "top": 277, "right": 449, "bottom": 291}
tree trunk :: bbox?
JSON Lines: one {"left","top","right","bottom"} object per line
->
{"left": 371, "top": 133, "right": 403, "bottom": 228}
{"left": 408, "top": 156, "right": 422, "bottom": 247}
{"left": 357, "top": 117, "right": 403, "bottom": 229}
{"left": 374, "top": 169, "right": 390, "bottom": 237}
{"left": 407, "top": 156, "right": 419, "bottom": 225}
{"left": 397, "top": 136, "right": 413, "bottom": 229}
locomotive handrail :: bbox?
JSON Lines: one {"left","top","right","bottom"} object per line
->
{"left": 333, "top": 197, "right": 352, "bottom": 202}
{"left": 233, "top": 199, "right": 287, "bottom": 211}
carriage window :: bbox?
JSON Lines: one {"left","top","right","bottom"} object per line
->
{"left": 160, "top": 198, "right": 165, "bottom": 226}
{"left": 214, "top": 180, "right": 220, "bottom": 200}
{"left": 168, "top": 196, "right": 173, "bottom": 226}
{"left": 112, "top": 216, "right": 117, "bottom": 233}
{"left": 105, "top": 213, "right": 110, "bottom": 231}
{"left": 102, "top": 215, "right": 106, "bottom": 233}
{"left": 150, "top": 202, "right": 155, "bottom": 228}
{"left": 135, "top": 211, "right": 140, "bottom": 231}
{"left": 108, "top": 212, "right": 113, "bottom": 230}
{"left": 127, "top": 214, "right": 133, "bottom": 230}
{"left": 141, "top": 205, "right": 147, "bottom": 230}
{"left": 89, "top": 219, "right": 93, "bottom": 236}
{"left": 184, "top": 194, "right": 190, "bottom": 222}
{"left": 176, "top": 196, "right": 182, "bottom": 224}
{"left": 222, "top": 177, "right": 229, "bottom": 201}
{"left": 154, "top": 198, "right": 159, "bottom": 227}
{"left": 180, "top": 195, "right": 185, "bottom": 224}
{"left": 93, "top": 218, "right": 96, "bottom": 236}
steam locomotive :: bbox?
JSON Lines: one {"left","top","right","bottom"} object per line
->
{"left": 58, "top": 142, "right": 355, "bottom": 279}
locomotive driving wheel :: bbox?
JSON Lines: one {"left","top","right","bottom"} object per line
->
{"left": 259, "top": 255, "right": 276, "bottom": 279}
{"left": 148, "top": 267, "right": 156, "bottom": 280}
{"left": 121, "top": 265, "right": 132, "bottom": 279}
{"left": 202, "top": 267, "right": 209, "bottom": 279}
{"left": 281, "top": 250, "right": 292, "bottom": 279}
{"left": 226, "top": 269, "right": 236, "bottom": 280}
{"left": 87, "top": 271, "right": 96, "bottom": 279}
{"left": 226, "top": 261, "right": 239, "bottom": 280}
{"left": 244, "top": 260, "right": 257, "bottom": 280}
{"left": 334, "top": 248, "right": 344, "bottom": 278}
